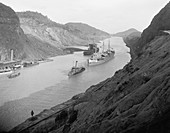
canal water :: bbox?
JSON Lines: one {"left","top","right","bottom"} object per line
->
{"left": 0, "top": 37, "right": 131, "bottom": 131}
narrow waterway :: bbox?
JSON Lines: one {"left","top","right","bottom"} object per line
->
{"left": 0, "top": 37, "right": 131, "bottom": 131}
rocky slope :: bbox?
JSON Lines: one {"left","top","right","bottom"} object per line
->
{"left": 133, "top": 1, "right": 170, "bottom": 56}
{"left": 17, "top": 11, "right": 110, "bottom": 48}
{"left": 9, "top": 2, "right": 170, "bottom": 133}
{"left": 0, "top": 3, "right": 62, "bottom": 61}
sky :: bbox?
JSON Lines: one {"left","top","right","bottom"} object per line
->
{"left": 1, "top": 0, "right": 169, "bottom": 33}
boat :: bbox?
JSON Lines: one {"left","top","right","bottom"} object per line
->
{"left": 0, "top": 68, "right": 12, "bottom": 75}
{"left": 7, "top": 71, "right": 20, "bottom": 79}
{"left": 87, "top": 40, "right": 115, "bottom": 66}
{"left": 23, "top": 61, "right": 39, "bottom": 68}
{"left": 83, "top": 43, "right": 99, "bottom": 56}
{"left": 12, "top": 64, "right": 23, "bottom": 70}
{"left": 68, "top": 61, "right": 85, "bottom": 76}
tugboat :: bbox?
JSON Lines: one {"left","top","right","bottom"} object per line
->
{"left": 68, "top": 61, "right": 85, "bottom": 76}
{"left": 7, "top": 71, "right": 20, "bottom": 79}
{"left": 83, "top": 43, "right": 99, "bottom": 56}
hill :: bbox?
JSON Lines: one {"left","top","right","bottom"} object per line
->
{"left": 65, "top": 22, "right": 110, "bottom": 42}
{"left": 112, "top": 28, "right": 141, "bottom": 38}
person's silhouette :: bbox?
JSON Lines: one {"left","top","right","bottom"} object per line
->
{"left": 31, "top": 110, "right": 34, "bottom": 117}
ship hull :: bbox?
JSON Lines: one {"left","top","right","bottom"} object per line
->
{"left": 0, "top": 70, "right": 12, "bottom": 75}
{"left": 87, "top": 52, "right": 115, "bottom": 66}
{"left": 7, "top": 72, "right": 20, "bottom": 78}
{"left": 68, "top": 67, "right": 85, "bottom": 76}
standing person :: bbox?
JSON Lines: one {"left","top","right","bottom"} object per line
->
{"left": 31, "top": 110, "right": 34, "bottom": 117}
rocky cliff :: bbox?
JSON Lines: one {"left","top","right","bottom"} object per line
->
{"left": 0, "top": 3, "right": 24, "bottom": 61}
{"left": 9, "top": 2, "right": 170, "bottom": 133}
{"left": 134, "top": 1, "right": 170, "bottom": 56}
{"left": 0, "top": 3, "right": 62, "bottom": 61}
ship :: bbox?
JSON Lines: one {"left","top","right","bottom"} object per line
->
{"left": 0, "top": 49, "right": 22, "bottom": 75}
{"left": 68, "top": 61, "right": 85, "bottom": 76}
{"left": 83, "top": 43, "right": 99, "bottom": 56}
{"left": 87, "top": 40, "right": 115, "bottom": 66}
{"left": 0, "top": 68, "right": 12, "bottom": 75}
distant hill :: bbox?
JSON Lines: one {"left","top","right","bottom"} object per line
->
{"left": 112, "top": 28, "right": 141, "bottom": 38}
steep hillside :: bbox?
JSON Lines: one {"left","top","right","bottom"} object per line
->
{"left": 134, "top": 1, "right": 170, "bottom": 56}
{"left": 10, "top": 2, "right": 170, "bottom": 133}
{"left": 17, "top": 11, "right": 110, "bottom": 48}
{"left": 112, "top": 28, "right": 141, "bottom": 38}
{"left": 0, "top": 2, "right": 24, "bottom": 61}
{"left": 0, "top": 3, "right": 62, "bottom": 61}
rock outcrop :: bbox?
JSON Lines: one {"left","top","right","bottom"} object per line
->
{"left": 9, "top": 2, "right": 170, "bottom": 133}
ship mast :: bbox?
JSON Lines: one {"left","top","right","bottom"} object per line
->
{"left": 102, "top": 41, "right": 104, "bottom": 53}
{"left": 108, "top": 39, "right": 110, "bottom": 51}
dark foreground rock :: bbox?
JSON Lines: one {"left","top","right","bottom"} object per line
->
{"left": 9, "top": 2, "right": 170, "bottom": 133}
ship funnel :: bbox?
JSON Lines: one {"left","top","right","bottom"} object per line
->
{"left": 10, "top": 49, "right": 14, "bottom": 61}
{"left": 75, "top": 61, "right": 78, "bottom": 67}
